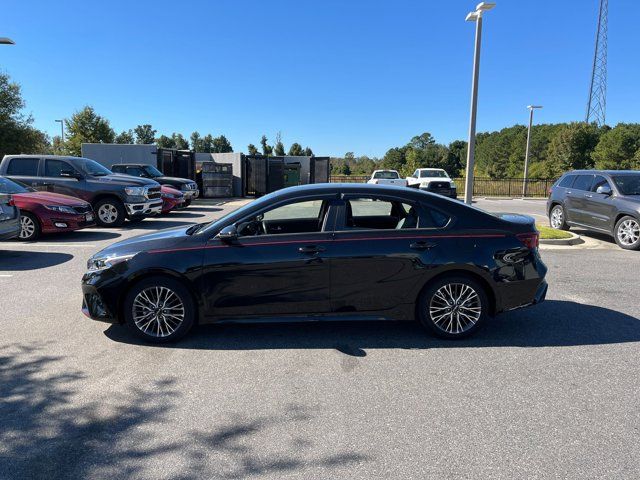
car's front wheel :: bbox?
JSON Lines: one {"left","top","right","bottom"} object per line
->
{"left": 614, "top": 216, "right": 640, "bottom": 250}
{"left": 18, "top": 212, "right": 40, "bottom": 241}
{"left": 549, "top": 204, "right": 569, "bottom": 230}
{"left": 123, "top": 276, "right": 196, "bottom": 343}
{"left": 418, "top": 276, "right": 489, "bottom": 339}
{"left": 94, "top": 198, "right": 126, "bottom": 227}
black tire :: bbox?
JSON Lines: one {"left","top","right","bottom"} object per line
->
{"left": 613, "top": 215, "right": 640, "bottom": 251}
{"left": 417, "top": 275, "right": 489, "bottom": 339}
{"left": 549, "top": 204, "right": 570, "bottom": 230}
{"left": 94, "top": 198, "right": 126, "bottom": 227}
{"left": 183, "top": 199, "right": 192, "bottom": 208}
{"left": 123, "top": 276, "right": 196, "bottom": 343}
{"left": 18, "top": 212, "right": 41, "bottom": 241}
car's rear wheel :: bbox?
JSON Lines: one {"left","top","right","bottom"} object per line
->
{"left": 18, "top": 212, "right": 40, "bottom": 241}
{"left": 418, "top": 276, "right": 489, "bottom": 339}
{"left": 123, "top": 276, "right": 195, "bottom": 343}
{"left": 549, "top": 204, "right": 569, "bottom": 230}
{"left": 95, "top": 198, "right": 126, "bottom": 227}
{"left": 614, "top": 216, "right": 640, "bottom": 250}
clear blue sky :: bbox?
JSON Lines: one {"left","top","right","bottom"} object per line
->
{"left": 3, "top": 0, "right": 639, "bottom": 157}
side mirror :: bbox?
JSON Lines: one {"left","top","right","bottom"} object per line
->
{"left": 216, "top": 225, "right": 238, "bottom": 242}
{"left": 596, "top": 185, "right": 612, "bottom": 196}
{"left": 60, "top": 170, "right": 81, "bottom": 180}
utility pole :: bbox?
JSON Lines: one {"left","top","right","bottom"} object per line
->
{"left": 586, "top": 0, "right": 608, "bottom": 126}
{"left": 523, "top": 105, "right": 542, "bottom": 197}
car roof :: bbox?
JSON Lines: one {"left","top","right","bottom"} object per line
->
{"left": 565, "top": 170, "right": 640, "bottom": 175}
{"left": 2, "top": 154, "right": 90, "bottom": 161}
{"left": 270, "top": 183, "right": 452, "bottom": 203}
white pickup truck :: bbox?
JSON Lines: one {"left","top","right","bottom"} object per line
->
{"left": 406, "top": 168, "right": 457, "bottom": 199}
{"left": 367, "top": 170, "right": 408, "bottom": 187}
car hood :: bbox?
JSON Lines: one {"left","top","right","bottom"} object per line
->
{"left": 90, "top": 174, "right": 160, "bottom": 187}
{"left": 156, "top": 176, "right": 194, "bottom": 185}
{"left": 91, "top": 224, "right": 200, "bottom": 258}
{"left": 13, "top": 191, "right": 90, "bottom": 206}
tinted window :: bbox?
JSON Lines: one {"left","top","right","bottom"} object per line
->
{"left": 591, "top": 175, "right": 610, "bottom": 192}
{"left": 111, "top": 165, "right": 125, "bottom": 173}
{"left": 45, "top": 159, "right": 76, "bottom": 177}
{"left": 558, "top": 175, "right": 576, "bottom": 188}
{"left": 612, "top": 175, "right": 640, "bottom": 195}
{"left": 0, "top": 177, "right": 30, "bottom": 194}
{"left": 7, "top": 158, "right": 39, "bottom": 176}
{"left": 126, "top": 167, "right": 145, "bottom": 177}
{"left": 572, "top": 175, "right": 593, "bottom": 191}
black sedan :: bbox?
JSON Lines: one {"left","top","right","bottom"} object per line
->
{"left": 82, "top": 184, "right": 548, "bottom": 343}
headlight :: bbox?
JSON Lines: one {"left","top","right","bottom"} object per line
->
{"left": 45, "top": 205, "right": 77, "bottom": 214}
{"left": 86, "top": 253, "right": 135, "bottom": 272}
{"left": 450, "top": 181, "right": 456, "bottom": 188}
{"left": 125, "top": 186, "right": 146, "bottom": 196}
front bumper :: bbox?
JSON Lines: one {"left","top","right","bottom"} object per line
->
{"left": 125, "top": 200, "right": 163, "bottom": 217}
{"left": 42, "top": 213, "right": 95, "bottom": 233}
{"left": 182, "top": 189, "right": 199, "bottom": 199}
{"left": 420, "top": 186, "right": 457, "bottom": 199}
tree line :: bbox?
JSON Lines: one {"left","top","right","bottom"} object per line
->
{"left": 2, "top": 72, "right": 640, "bottom": 177}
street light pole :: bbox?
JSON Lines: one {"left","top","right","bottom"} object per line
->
{"left": 0, "top": 37, "right": 15, "bottom": 45}
{"left": 55, "top": 119, "right": 65, "bottom": 142}
{"left": 464, "top": 2, "right": 495, "bottom": 205}
{"left": 523, "top": 105, "right": 542, "bottom": 197}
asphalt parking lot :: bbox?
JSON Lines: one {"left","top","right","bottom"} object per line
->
{"left": 1, "top": 197, "right": 638, "bottom": 479}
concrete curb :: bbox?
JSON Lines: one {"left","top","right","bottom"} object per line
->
{"left": 540, "top": 231, "right": 584, "bottom": 246}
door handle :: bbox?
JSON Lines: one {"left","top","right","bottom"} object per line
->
{"left": 584, "top": 193, "right": 593, "bottom": 198}
{"left": 298, "top": 245, "right": 325, "bottom": 254}
{"left": 410, "top": 241, "right": 436, "bottom": 250}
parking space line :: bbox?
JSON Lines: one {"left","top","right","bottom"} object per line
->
{"left": 0, "top": 274, "right": 13, "bottom": 277}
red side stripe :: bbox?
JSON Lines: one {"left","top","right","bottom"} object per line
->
{"left": 148, "top": 233, "right": 506, "bottom": 255}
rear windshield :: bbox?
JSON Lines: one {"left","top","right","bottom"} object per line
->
{"left": 612, "top": 175, "right": 640, "bottom": 195}
{"left": 0, "top": 177, "right": 31, "bottom": 194}
{"left": 419, "top": 170, "right": 448, "bottom": 178}
{"left": 373, "top": 171, "right": 399, "bottom": 179}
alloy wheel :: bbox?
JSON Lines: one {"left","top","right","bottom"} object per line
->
{"left": 98, "top": 204, "right": 119, "bottom": 224}
{"left": 550, "top": 206, "right": 564, "bottom": 229}
{"left": 132, "top": 286, "right": 185, "bottom": 338}
{"left": 429, "top": 283, "right": 482, "bottom": 335}
{"left": 617, "top": 219, "right": 640, "bottom": 246}
{"left": 19, "top": 215, "right": 36, "bottom": 239}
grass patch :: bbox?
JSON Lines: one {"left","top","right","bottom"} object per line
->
{"left": 536, "top": 223, "right": 573, "bottom": 240}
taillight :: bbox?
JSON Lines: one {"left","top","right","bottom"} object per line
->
{"left": 7, "top": 195, "right": 15, "bottom": 207}
{"left": 516, "top": 232, "right": 539, "bottom": 250}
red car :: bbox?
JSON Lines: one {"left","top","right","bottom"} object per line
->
{"left": 0, "top": 176, "right": 95, "bottom": 241}
{"left": 161, "top": 185, "right": 186, "bottom": 214}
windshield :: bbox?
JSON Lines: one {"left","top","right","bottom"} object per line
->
{"left": 419, "top": 170, "right": 448, "bottom": 178}
{"left": 612, "top": 174, "right": 640, "bottom": 195}
{"left": 81, "top": 159, "right": 113, "bottom": 176}
{"left": 143, "top": 165, "right": 164, "bottom": 178}
{"left": 0, "top": 177, "right": 32, "bottom": 194}
{"left": 373, "top": 171, "right": 399, "bottom": 179}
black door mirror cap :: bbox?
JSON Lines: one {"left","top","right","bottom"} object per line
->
{"left": 216, "top": 225, "right": 238, "bottom": 242}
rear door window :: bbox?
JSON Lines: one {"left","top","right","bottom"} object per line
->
{"left": 558, "top": 175, "right": 576, "bottom": 188}
{"left": 572, "top": 175, "right": 594, "bottom": 191}
{"left": 7, "top": 158, "right": 40, "bottom": 176}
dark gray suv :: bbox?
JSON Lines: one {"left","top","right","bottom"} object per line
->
{"left": 0, "top": 155, "right": 162, "bottom": 227}
{"left": 547, "top": 170, "right": 640, "bottom": 250}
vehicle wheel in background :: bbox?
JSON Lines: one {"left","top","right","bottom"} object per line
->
{"left": 18, "top": 212, "right": 40, "bottom": 241}
{"left": 123, "top": 276, "right": 196, "bottom": 343}
{"left": 549, "top": 204, "right": 569, "bottom": 230}
{"left": 417, "top": 276, "right": 489, "bottom": 339}
{"left": 94, "top": 198, "right": 126, "bottom": 227}
{"left": 614, "top": 216, "right": 640, "bottom": 250}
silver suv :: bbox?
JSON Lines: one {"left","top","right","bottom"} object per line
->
{"left": 547, "top": 170, "right": 640, "bottom": 250}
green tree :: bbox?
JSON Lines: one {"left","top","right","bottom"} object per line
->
{"left": 380, "top": 147, "right": 407, "bottom": 171}
{"left": 544, "top": 122, "right": 600, "bottom": 177}
{"left": 134, "top": 124, "right": 156, "bottom": 144}
{"left": 260, "top": 135, "right": 273, "bottom": 156}
{"left": 156, "top": 135, "right": 175, "bottom": 148}
{"left": 274, "top": 131, "right": 285, "bottom": 156}
{"left": 115, "top": 129, "right": 134, "bottom": 144}
{"left": 409, "top": 132, "right": 436, "bottom": 150}
{"left": 212, "top": 135, "right": 233, "bottom": 153}
{"left": 172, "top": 133, "right": 189, "bottom": 150}
{"left": 592, "top": 123, "right": 640, "bottom": 170}
{"left": 202, "top": 134, "right": 214, "bottom": 152}
{"left": 190, "top": 131, "right": 204, "bottom": 152}
{"left": 288, "top": 142, "right": 304, "bottom": 156}
{"left": 0, "top": 73, "right": 51, "bottom": 157}
{"left": 64, "top": 106, "right": 115, "bottom": 156}
{"left": 247, "top": 143, "right": 259, "bottom": 155}
{"left": 303, "top": 147, "right": 313, "bottom": 156}
{"left": 447, "top": 140, "right": 467, "bottom": 177}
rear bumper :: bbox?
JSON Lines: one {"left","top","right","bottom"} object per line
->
{"left": 125, "top": 200, "right": 163, "bottom": 217}
{"left": 0, "top": 217, "right": 20, "bottom": 240}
